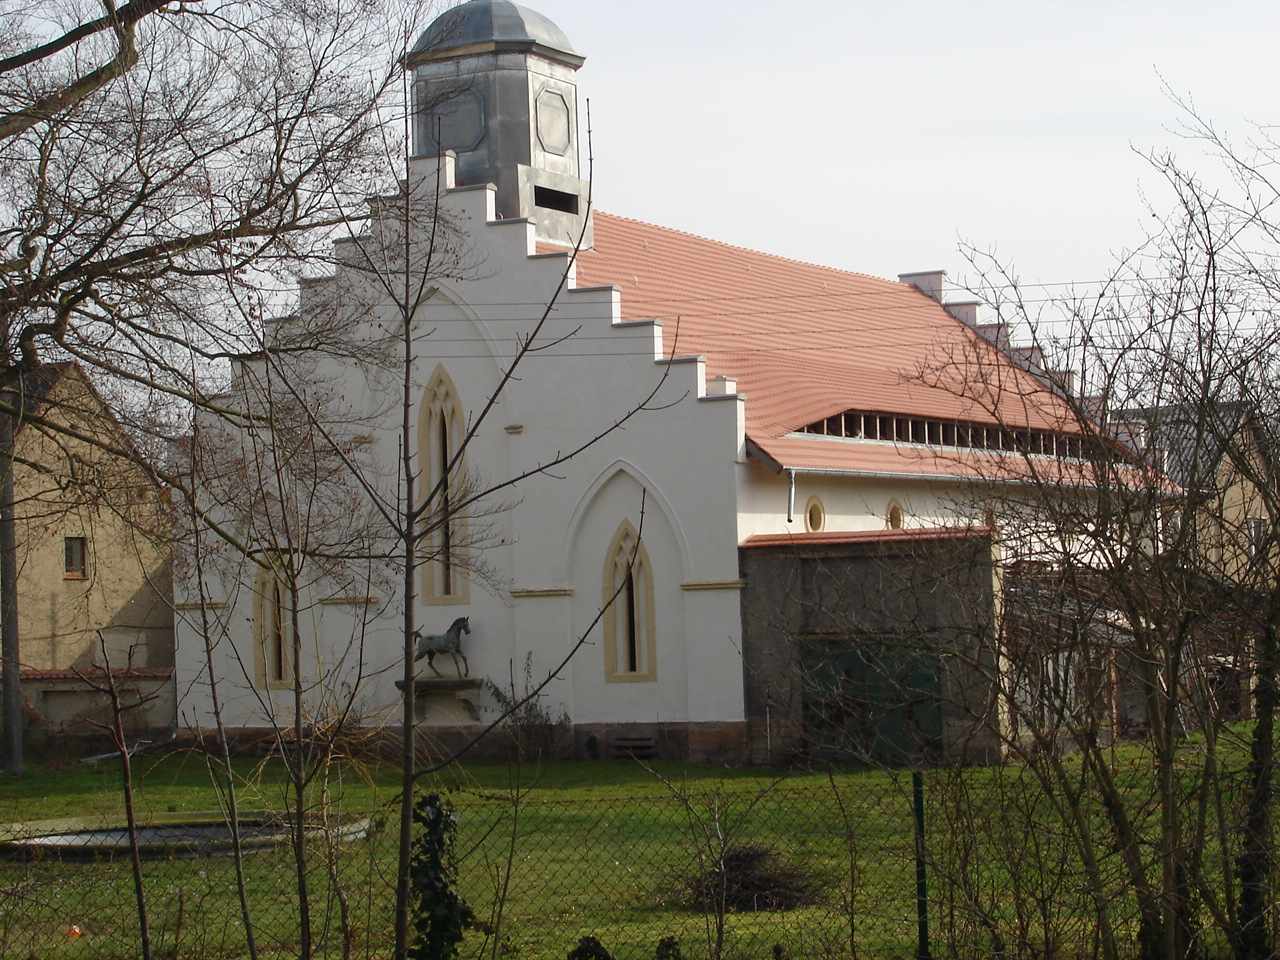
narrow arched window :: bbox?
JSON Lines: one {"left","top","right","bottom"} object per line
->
{"left": 438, "top": 414, "right": 453, "bottom": 595}
{"left": 270, "top": 578, "right": 286, "bottom": 682}
{"left": 624, "top": 565, "right": 637, "bottom": 671}
{"left": 603, "top": 520, "right": 655, "bottom": 682}
{"left": 254, "top": 563, "right": 293, "bottom": 689}
{"left": 420, "top": 365, "right": 468, "bottom": 604}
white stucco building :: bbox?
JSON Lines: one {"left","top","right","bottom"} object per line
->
{"left": 174, "top": 0, "right": 1084, "bottom": 762}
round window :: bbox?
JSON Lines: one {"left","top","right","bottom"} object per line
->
{"left": 805, "top": 497, "right": 825, "bottom": 533}
{"left": 887, "top": 503, "right": 904, "bottom": 530}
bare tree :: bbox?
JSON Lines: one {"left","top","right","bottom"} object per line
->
{"left": 777, "top": 101, "right": 1280, "bottom": 960}
{"left": 0, "top": 0, "right": 436, "bottom": 773}
{"left": 5, "top": 10, "right": 685, "bottom": 960}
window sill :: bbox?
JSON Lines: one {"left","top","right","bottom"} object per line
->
{"left": 605, "top": 671, "right": 657, "bottom": 684}
{"left": 63, "top": 573, "right": 88, "bottom": 581}
{"left": 424, "top": 594, "right": 469, "bottom": 607}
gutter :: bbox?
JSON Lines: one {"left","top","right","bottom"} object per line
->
{"left": 745, "top": 439, "right": 1114, "bottom": 491}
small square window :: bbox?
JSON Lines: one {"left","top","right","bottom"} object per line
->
{"left": 64, "top": 536, "right": 87, "bottom": 578}
{"left": 1248, "top": 517, "right": 1267, "bottom": 561}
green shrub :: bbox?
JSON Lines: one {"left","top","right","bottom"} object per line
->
{"left": 408, "top": 793, "right": 474, "bottom": 960}
{"left": 567, "top": 935, "right": 613, "bottom": 959}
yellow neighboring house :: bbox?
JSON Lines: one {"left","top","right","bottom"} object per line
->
{"left": 9, "top": 362, "right": 174, "bottom": 738}
{"left": 1206, "top": 418, "right": 1274, "bottom": 583}
{"left": 1173, "top": 413, "right": 1274, "bottom": 722}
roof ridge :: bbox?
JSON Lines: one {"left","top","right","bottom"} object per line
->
{"left": 594, "top": 210, "right": 898, "bottom": 288}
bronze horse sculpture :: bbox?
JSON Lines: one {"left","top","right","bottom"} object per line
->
{"left": 413, "top": 616, "right": 471, "bottom": 677}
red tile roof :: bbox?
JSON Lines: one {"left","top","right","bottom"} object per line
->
{"left": 571, "top": 213, "right": 1082, "bottom": 477}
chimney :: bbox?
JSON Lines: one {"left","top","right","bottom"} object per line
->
{"left": 1009, "top": 344, "right": 1045, "bottom": 370}
{"left": 944, "top": 300, "right": 981, "bottom": 326}
{"left": 1045, "top": 368, "right": 1076, "bottom": 397}
{"left": 899, "top": 270, "right": 946, "bottom": 303}
{"left": 975, "top": 322, "right": 1010, "bottom": 348}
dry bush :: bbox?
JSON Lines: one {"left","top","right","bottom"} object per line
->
{"left": 676, "top": 843, "right": 818, "bottom": 913}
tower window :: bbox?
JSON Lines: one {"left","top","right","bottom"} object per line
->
{"left": 534, "top": 186, "right": 579, "bottom": 214}
{"left": 64, "top": 536, "right": 87, "bottom": 578}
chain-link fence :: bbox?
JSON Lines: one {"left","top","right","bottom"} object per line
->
{"left": 0, "top": 769, "right": 1261, "bottom": 959}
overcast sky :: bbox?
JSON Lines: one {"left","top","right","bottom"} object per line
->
{"left": 510, "top": 0, "right": 1279, "bottom": 294}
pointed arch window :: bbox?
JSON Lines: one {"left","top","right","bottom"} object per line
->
{"left": 420, "top": 365, "right": 469, "bottom": 604}
{"left": 253, "top": 563, "right": 293, "bottom": 689}
{"left": 603, "top": 520, "right": 656, "bottom": 682}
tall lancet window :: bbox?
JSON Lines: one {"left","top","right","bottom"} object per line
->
{"left": 603, "top": 520, "right": 656, "bottom": 682}
{"left": 253, "top": 562, "right": 293, "bottom": 689}
{"left": 420, "top": 365, "right": 468, "bottom": 604}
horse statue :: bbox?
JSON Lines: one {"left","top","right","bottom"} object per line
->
{"left": 413, "top": 616, "right": 471, "bottom": 678}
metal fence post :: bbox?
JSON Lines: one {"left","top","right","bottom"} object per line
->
{"left": 912, "top": 770, "right": 931, "bottom": 960}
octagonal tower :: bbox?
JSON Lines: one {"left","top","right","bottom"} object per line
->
{"left": 407, "top": 0, "right": 590, "bottom": 245}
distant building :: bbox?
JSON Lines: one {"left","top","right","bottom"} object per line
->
{"left": 1109, "top": 402, "right": 1272, "bottom": 725}
{"left": 5, "top": 363, "right": 174, "bottom": 740}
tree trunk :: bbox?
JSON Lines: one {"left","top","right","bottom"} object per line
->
{"left": 289, "top": 573, "right": 312, "bottom": 960}
{"left": 1237, "top": 617, "right": 1277, "bottom": 960}
{"left": 392, "top": 136, "right": 419, "bottom": 952}
{"left": 1, "top": 407, "right": 22, "bottom": 775}
{"left": 101, "top": 652, "right": 152, "bottom": 960}
{"left": 393, "top": 329, "right": 417, "bottom": 960}
{"left": 192, "top": 527, "right": 259, "bottom": 959}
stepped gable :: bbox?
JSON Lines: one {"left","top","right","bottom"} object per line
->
{"left": 571, "top": 212, "right": 1081, "bottom": 476}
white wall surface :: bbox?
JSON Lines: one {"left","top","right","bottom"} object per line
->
{"left": 175, "top": 154, "right": 746, "bottom": 732}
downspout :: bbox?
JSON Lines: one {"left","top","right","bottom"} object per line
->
{"left": 787, "top": 469, "right": 796, "bottom": 524}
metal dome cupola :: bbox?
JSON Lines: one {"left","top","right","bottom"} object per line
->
{"left": 407, "top": 1, "right": 590, "bottom": 245}
{"left": 409, "top": 0, "right": 581, "bottom": 68}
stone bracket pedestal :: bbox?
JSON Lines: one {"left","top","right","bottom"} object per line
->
{"left": 395, "top": 677, "right": 485, "bottom": 723}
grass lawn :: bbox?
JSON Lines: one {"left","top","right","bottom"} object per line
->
{"left": 0, "top": 734, "right": 1259, "bottom": 960}
{"left": 0, "top": 752, "right": 937, "bottom": 960}
{"left": 0, "top": 751, "right": 807, "bottom": 823}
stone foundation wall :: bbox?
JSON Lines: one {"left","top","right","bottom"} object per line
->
{"left": 181, "top": 720, "right": 748, "bottom": 765}
{"left": 572, "top": 721, "right": 747, "bottom": 763}
{"left": 21, "top": 670, "right": 175, "bottom": 739}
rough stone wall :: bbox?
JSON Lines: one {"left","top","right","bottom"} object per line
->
{"left": 25, "top": 671, "right": 175, "bottom": 739}
{"left": 739, "top": 535, "right": 1001, "bottom": 767}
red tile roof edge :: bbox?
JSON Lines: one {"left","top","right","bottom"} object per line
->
{"left": 741, "top": 526, "right": 993, "bottom": 549}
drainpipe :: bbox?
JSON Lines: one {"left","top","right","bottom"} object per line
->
{"left": 787, "top": 469, "right": 796, "bottom": 523}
